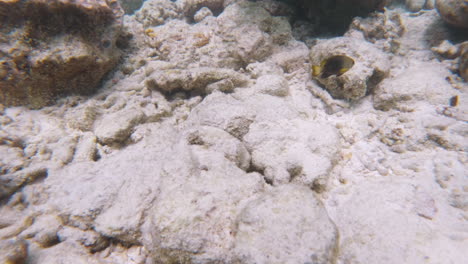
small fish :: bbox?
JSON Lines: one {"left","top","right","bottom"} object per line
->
{"left": 144, "top": 28, "right": 156, "bottom": 38}
{"left": 312, "top": 55, "right": 355, "bottom": 78}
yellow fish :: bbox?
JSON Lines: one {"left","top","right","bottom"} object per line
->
{"left": 145, "top": 28, "right": 157, "bottom": 38}
{"left": 312, "top": 55, "right": 355, "bottom": 78}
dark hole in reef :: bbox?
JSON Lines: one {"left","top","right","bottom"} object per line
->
{"left": 248, "top": 0, "right": 391, "bottom": 44}
{"left": 246, "top": 162, "right": 273, "bottom": 185}
{"left": 158, "top": 89, "right": 206, "bottom": 102}
{"left": 278, "top": 0, "right": 386, "bottom": 36}
{"left": 287, "top": 164, "right": 303, "bottom": 182}
{"left": 311, "top": 178, "right": 326, "bottom": 193}
{"left": 264, "top": 177, "right": 274, "bottom": 185}
{"left": 101, "top": 40, "right": 111, "bottom": 49}
{"left": 366, "top": 68, "right": 386, "bottom": 95}
{"left": 449, "top": 95, "right": 459, "bottom": 107}
{"left": 116, "top": 32, "right": 133, "bottom": 50}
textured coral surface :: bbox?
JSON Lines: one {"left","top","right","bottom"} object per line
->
{"left": 0, "top": 0, "right": 467, "bottom": 264}
{"left": 0, "top": 0, "right": 123, "bottom": 108}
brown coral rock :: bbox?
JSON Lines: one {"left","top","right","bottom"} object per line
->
{"left": 460, "top": 42, "right": 468, "bottom": 81}
{"left": 0, "top": 0, "right": 124, "bottom": 108}
{"left": 0, "top": 239, "right": 28, "bottom": 264}
{"left": 435, "top": 0, "right": 468, "bottom": 28}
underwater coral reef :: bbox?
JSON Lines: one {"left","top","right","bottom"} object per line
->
{"left": 0, "top": 0, "right": 467, "bottom": 263}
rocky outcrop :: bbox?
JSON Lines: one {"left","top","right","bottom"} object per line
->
{"left": 334, "top": 181, "right": 465, "bottom": 264}
{"left": 94, "top": 107, "right": 145, "bottom": 145}
{"left": 136, "top": 1, "right": 292, "bottom": 71}
{"left": 435, "top": 0, "right": 468, "bottom": 28}
{"left": 135, "top": 0, "right": 181, "bottom": 27}
{"left": 460, "top": 42, "right": 468, "bottom": 81}
{"left": 234, "top": 185, "right": 339, "bottom": 264}
{"left": 309, "top": 37, "right": 390, "bottom": 101}
{"left": 373, "top": 62, "right": 454, "bottom": 111}
{"left": 431, "top": 39, "right": 468, "bottom": 83}
{"left": 405, "top": 0, "right": 435, "bottom": 11}
{"left": 145, "top": 67, "right": 249, "bottom": 94}
{"left": 0, "top": 238, "right": 28, "bottom": 264}
{"left": 0, "top": 0, "right": 124, "bottom": 108}
{"left": 406, "top": 0, "right": 426, "bottom": 11}
{"left": 346, "top": 8, "right": 405, "bottom": 54}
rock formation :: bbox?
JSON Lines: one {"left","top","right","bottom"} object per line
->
{"left": 0, "top": 0, "right": 124, "bottom": 108}
{"left": 460, "top": 42, "right": 468, "bottom": 81}
{"left": 435, "top": 0, "right": 468, "bottom": 28}
{"left": 309, "top": 37, "right": 390, "bottom": 100}
{"left": 405, "top": 0, "right": 435, "bottom": 11}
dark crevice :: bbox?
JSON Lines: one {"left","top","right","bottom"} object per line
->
{"left": 253, "top": 0, "right": 398, "bottom": 47}
{"left": 87, "top": 235, "right": 111, "bottom": 254}
{"left": 91, "top": 148, "right": 101, "bottom": 162}
{"left": 274, "top": 0, "right": 387, "bottom": 37}
{"left": 111, "top": 237, "right": 143, "bottom": 249}
{"left": 246, "top": 161, "right": 272, "bottom": 186}
{"left": 144, "top": 77, "right": 213, "bottom": 103}
{"left": 25, "top": 168, "right": 48, "bottom": 185}
{"left": 311, "top": 177, "right": 327, "bottom": 193}
{"left": 186, "top": 131, "right": 205, "bottom": 146}
{"left": 116, "top": 31, "right": 133, "bottom": 50}
{"left": 39, "top": 233, "right": 61, "bottom": 248}
{"left": 366, "top": 69, "right": 386, "bottom": 95}
{"left": 287, "top": 164, "right": 303, "bottom": 182}
{"left": 160, "top": 89, "right": 207, "bottom": 102}
{"left": 0, "top": 167, "right": 48, "bottom": 202}
{"left": 88, "top": 235, "right": 142, "bottom": 254}
{"left": 246, "top": 162, "right": 264, "bottom": 175}
{"left": 264, "top": 176, "right": 274, "bottom": 186}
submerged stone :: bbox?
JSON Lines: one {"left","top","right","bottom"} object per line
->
{"left": 0, "top": 0, "right": 124, "bottom": 108}
{"left": 309, "top": 37, "right": 390, "bottom": 101}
